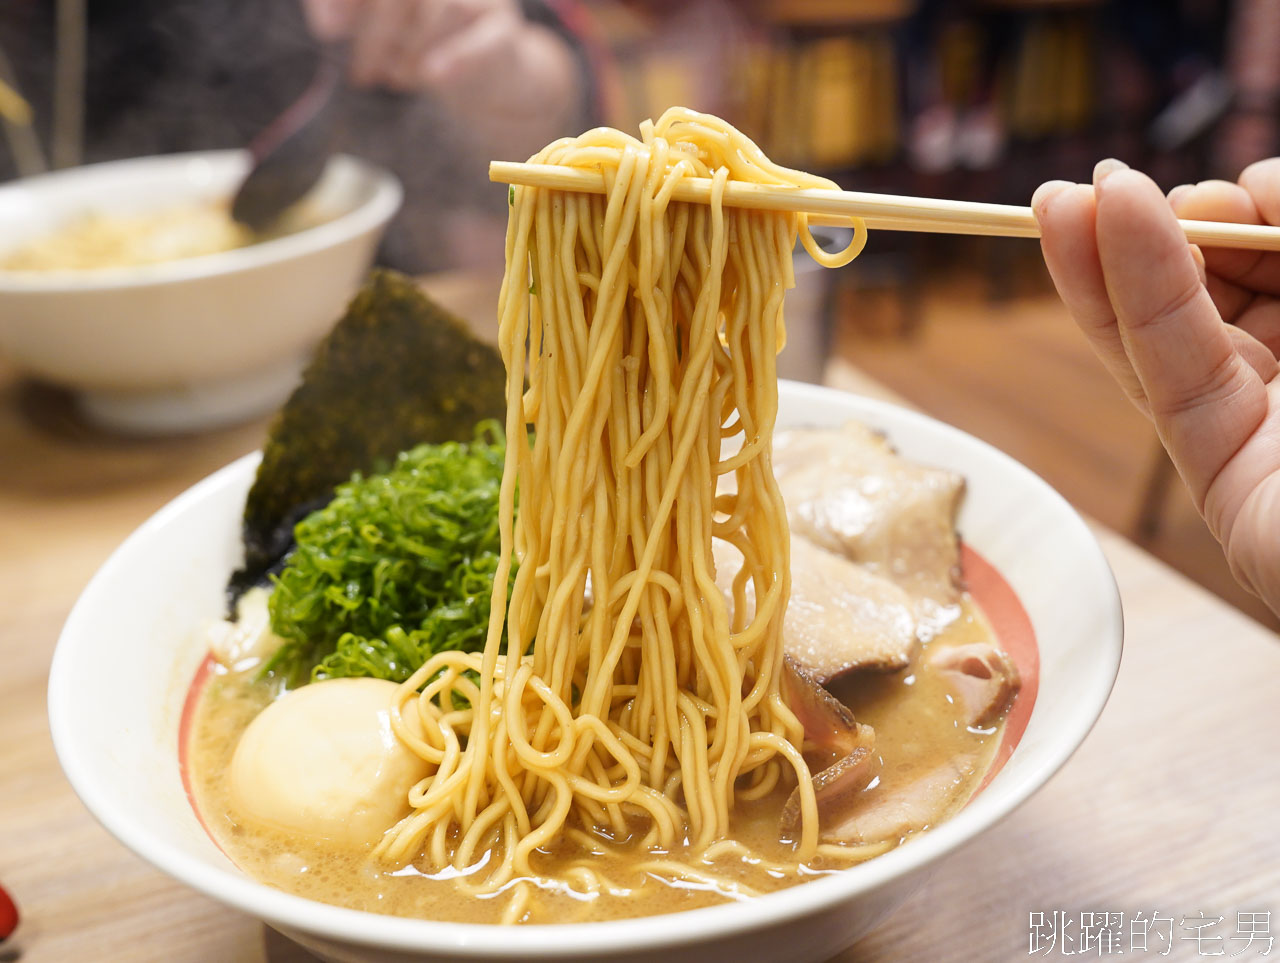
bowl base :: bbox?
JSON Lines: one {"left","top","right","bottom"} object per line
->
{"left": 77, "top": 355, "right": 306, "bottom": 434}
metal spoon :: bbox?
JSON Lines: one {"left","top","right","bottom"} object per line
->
{"left": 230, "top": 45, "right": 345, "bottom": 231}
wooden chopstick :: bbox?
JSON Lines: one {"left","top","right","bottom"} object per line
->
{"left": 490, "top": 160, "right": 1280, "bottom": 252}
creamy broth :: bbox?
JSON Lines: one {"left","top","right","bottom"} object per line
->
{"left": 186, "top": 597, "right": 1007, "bottom": 924}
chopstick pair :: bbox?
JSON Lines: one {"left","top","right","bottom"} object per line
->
{"left": 490, "top": 161, "right": 1280, "bottom": 253}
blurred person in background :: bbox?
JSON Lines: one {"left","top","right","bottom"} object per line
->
{"left": 0, "top": 0, "right": 600, "bottom": 272}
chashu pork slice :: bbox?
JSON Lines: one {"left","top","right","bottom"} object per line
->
{"left": 928, "top": 641, "right": 1021, "bottom": 729}
{"left": 778, "top": 656, "right": 879, "bottom": 837}
{"left": 820, "top": 752, "right": 985, "bottom": 846}
{"left": 773, "top": 421, "right": 966, "bottom": 637}
{"left": 817, "top": 645, "right": 1022, "bottom": 846}
{"left": 713, "top": 533, "right": 918, "bottom": 681}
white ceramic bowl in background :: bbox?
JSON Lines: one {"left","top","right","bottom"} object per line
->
{"left": 48, "top": 383, "right": 1122, "bottom": 963}
{"left": 0, "top": 151, "right": 401, "bottom": 432}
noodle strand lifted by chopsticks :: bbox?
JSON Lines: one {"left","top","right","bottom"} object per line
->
{"left": 378, "top": 108, "right": 868, "bottom": 913}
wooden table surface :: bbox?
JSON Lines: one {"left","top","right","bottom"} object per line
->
{"left": 2, "top": 279, "right": 1278, "bottom": 963}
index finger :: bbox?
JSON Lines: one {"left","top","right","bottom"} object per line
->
{"left": 1093, "top": 167, "right": 1269, "bottom": 506}
{"left": 350, "top": 0, "right": 417, "bottom": 86}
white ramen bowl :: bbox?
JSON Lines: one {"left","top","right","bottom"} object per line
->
{"left": 48, "top": 383, "right": 1122, "bottom": 962}
{"left": 0, "top": 151, "right": 401, "bottom": 432}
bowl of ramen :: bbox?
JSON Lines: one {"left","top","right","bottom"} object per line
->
{"left": 47, "top": 383, "right": 1121, "bottom": 962}
{"left": 49, "top": 111, "right": 1121, "bottom": 962}
{"left": 0, "top": 151, "right": 401, "bottom": 432}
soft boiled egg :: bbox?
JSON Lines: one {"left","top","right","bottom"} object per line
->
{"left": 229, "top": 677, "right": 430, "bottom": 846}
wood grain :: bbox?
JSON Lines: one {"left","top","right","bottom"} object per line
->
{"left": 1, "top": 278, "right": 1277, "bottom": 962}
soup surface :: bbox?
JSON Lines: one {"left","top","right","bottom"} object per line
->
{"left": 185, "top": 597, "right": 1009, "bottom": 924}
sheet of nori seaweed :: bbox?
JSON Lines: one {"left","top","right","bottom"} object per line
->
{"left": 229, "top": 268, "right": 506, "bottom": 601}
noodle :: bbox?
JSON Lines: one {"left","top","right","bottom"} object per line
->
{"left": 379, "top": 108, "right": 869, "bottom": 910}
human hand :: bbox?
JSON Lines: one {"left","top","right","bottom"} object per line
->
{"left": 300, "top": 0, "right": 580, "bottom": 162}
{"left": 1033, "top": 159, "right": 1280, "bottom": 616}
{"left": 301, "top": 0, "right": 562, "bottom": 98}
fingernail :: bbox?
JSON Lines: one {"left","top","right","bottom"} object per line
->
{"left": 1093, "top": 158, "right": 1129, "bottom": 187}
{"left": 1031, "top": 180, "right": 1074, "bottom": 219}
{"left": 1167, "top": 183, "right": 1193, "bottom": 209}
